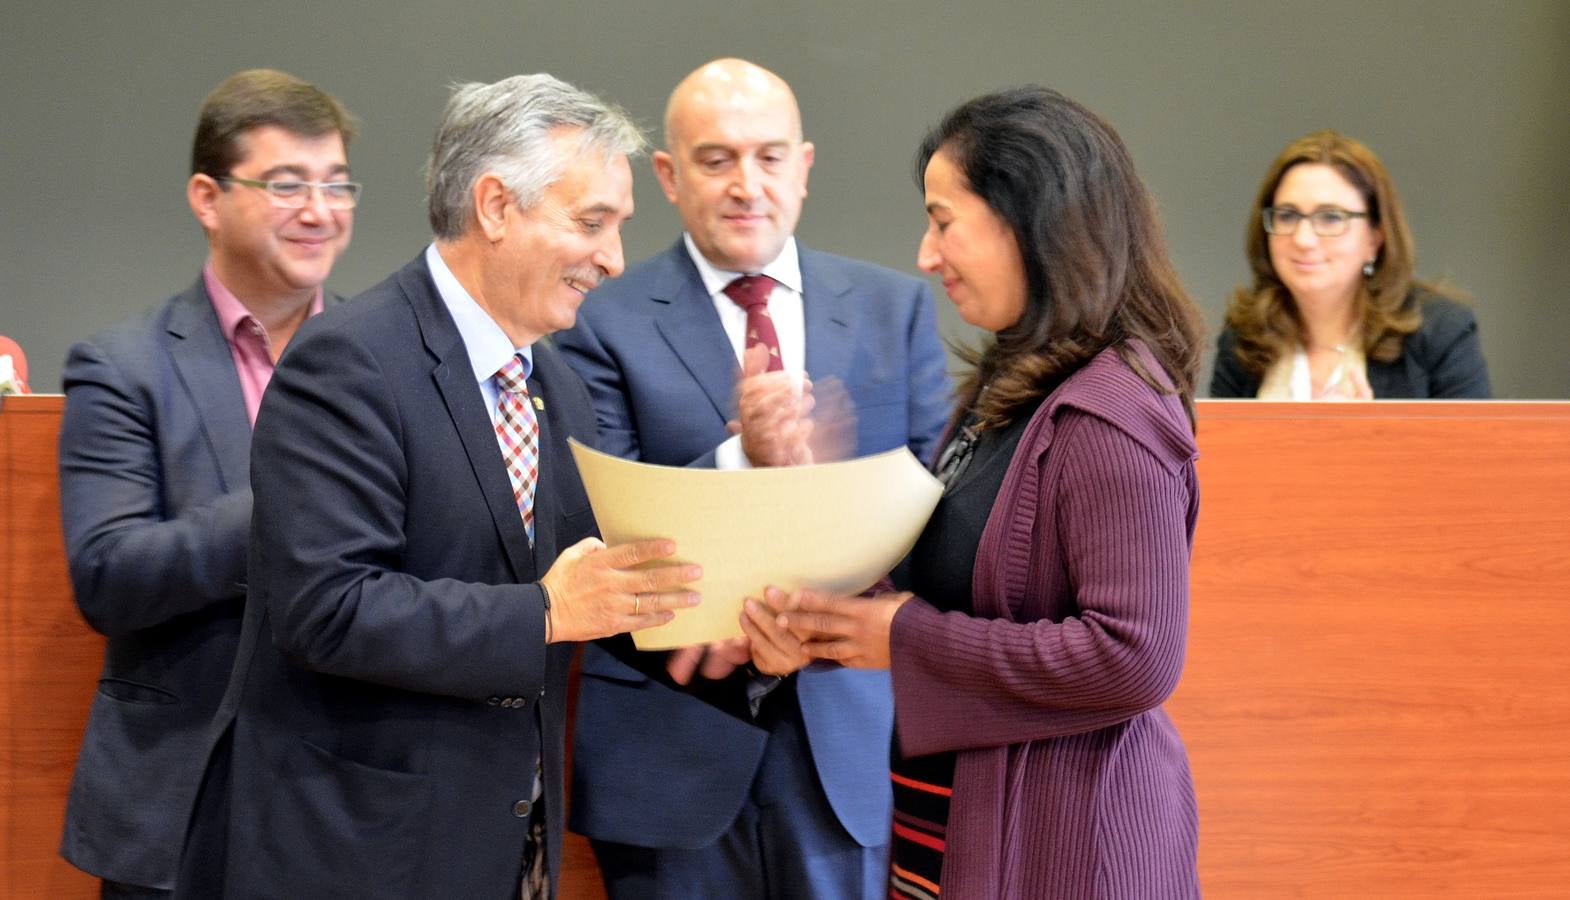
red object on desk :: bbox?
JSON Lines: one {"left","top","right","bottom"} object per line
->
{"left": 0, "top": 335, "right": 29, "bottom": 393}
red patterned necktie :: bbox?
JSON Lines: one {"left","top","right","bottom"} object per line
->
{"left": 494, "top": 355, "right": 539, "bottom": 545}
{"left": 723, "top": 274, "right": 784, "bottom": 372}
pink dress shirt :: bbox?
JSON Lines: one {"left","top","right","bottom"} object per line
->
{"left": 203, "top": 262, "right": 324, "bottom": 426}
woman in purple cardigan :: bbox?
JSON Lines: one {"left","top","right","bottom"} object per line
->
{"left": 743, "top": 87, "right": 1206, "bottom": 898}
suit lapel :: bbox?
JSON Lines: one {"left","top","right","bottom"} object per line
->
{"left": 165, "top": 280, "right": 252, "bottom": 493}
{"left": 800, "top": 247, "right": 856, "bottom": 383}
{"left": 403, "top": 258, "right": 538, "bottom": 583}
{"left": 650, "top": 242, "right": 739, "bottom": 421}
{"left": 525, "top": 346, "right": 573, "bottom": 567}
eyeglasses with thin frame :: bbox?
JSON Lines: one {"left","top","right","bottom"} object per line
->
{"left": 934, "top": 421, "right": 979, "bottom": 492}
{"left": 218, "top": 176, "right": 362, "bottom": 210}
{"left": 1262, "top": 206, "right": 1369, "bottom": 237}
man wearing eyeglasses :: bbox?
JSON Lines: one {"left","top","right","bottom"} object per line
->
{"left": 56, "top": 69, "right": 357, "bottom": 898}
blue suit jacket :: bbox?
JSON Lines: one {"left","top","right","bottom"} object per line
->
{"left": 56, "top": 278, "right": 326, "bottom": 888}
{"left": 555, "top": 239, "right": 951, "bottom": 850}
{"left": 208, "top": 254, "right": 596, "bottom": 897}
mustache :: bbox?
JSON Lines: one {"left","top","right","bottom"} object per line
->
{"left": 565, "top": 267, "right": 605, "bottom": 290}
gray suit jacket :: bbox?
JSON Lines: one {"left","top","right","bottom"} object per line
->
{"left": 57, "top": 278, "right": 337, "bottom": 888}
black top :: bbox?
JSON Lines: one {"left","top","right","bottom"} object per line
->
{"left": 888, "top": 400, "right": 1042, "bottom": 897}
{"left": 1210, "top": 287, "right": 1492, "bottom": 399}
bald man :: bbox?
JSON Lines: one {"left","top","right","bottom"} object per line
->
{"left": 556, "top": 59, "right": 950, "bottom": 899}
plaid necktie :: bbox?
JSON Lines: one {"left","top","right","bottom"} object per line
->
{"left": 723, "top": 274, "right": 784, "bottom": 372}
{"left": 494, "top": 355, "right": 539, "bottom": 545}
{"left": 497, "top": 358, "right": 548, "bottom": 898}
{"left": 518, "top": 787, "right": 547, "bottom": 898}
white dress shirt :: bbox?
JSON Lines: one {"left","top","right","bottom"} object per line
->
{"left": 681, "top": 234, "right": 806, "bottom": 469}
{"left": 425, "top": 243, "right": 535, "bottom": 421}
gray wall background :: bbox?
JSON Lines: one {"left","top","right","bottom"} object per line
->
{"left": 5, "top": 0, "right": 1567, "bottom": 396}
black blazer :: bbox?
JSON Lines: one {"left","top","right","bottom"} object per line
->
{"left": 1210, "top": 289, "right": 1492, "bottom": 399}
{"left": 57, "top": 278, "right": 340, "bottom": 889}
{"left": 210, "top": 254, "right": 596, "bottom": 897}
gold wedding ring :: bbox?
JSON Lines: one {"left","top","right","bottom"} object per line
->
{"left": 634, "top": 594, "right": 641, "bottom": 615}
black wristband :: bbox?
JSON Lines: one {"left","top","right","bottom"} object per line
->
{"left": 540, "top": 582, "right": 553, "bottom": 644}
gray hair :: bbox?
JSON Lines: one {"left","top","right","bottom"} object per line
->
{"left": 425, "top": 74, "right": 646, "bottom": 239}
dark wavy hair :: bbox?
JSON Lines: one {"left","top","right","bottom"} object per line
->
{"left": 1224, "top": 130, "right": 1424, "bottom": 374}
{"left": 917, "top": 86, "right": 1204, "bottom": 433}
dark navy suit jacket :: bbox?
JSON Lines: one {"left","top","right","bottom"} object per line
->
{"left": 555, "top": 239, "right": 951, "bottom": 850}
{"left": 209, "top": 254, "right": 596, "bottom": 897}
{"left": 56, "top": 278, "right": 338, "bottom": 888}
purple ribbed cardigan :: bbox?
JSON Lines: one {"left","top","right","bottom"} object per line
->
{"left": 889, "top": 344, "right": 1201, "bottom": 899}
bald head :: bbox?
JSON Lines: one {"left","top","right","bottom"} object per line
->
{"left": 654, "top": 58, "right": 814, "bottom": 273}
{"left": 664, "top": 58, "right": 802, "bottom": 149}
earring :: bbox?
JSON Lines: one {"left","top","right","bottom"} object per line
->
{"left": 1362, "top": 260, "right": 1376, "bottom": 278}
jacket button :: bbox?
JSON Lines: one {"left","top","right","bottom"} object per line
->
{"left": 538, "top": 687, "right": 546, "bottom": 697}
{"left": 513, "top": 799, "right": 532, "bottom": 817}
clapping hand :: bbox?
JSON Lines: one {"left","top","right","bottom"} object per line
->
{"left": 730, "top": 344, "right": 815, "bottom": 466}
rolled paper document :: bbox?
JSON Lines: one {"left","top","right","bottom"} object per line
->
{"left": 569, "top": 440, "right": 942, "bottom": 649}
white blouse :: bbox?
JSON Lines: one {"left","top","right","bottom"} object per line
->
{"left": 1257, "top": 344, "right": 1369, "bottom": 400}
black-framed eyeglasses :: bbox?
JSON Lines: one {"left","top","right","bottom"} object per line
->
{"left": 933, "top": 422, "right": 979, "bottom": 491}
{"left": 218, "top": 176, "right": 362, "bottom": 210}
{"left": 1262, "top": 206, "right": 1369, "bottom": 237}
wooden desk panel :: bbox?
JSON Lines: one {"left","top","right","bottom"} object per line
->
{"left": 1, "top": 395, "right": 99, "bottom": 897}
{"left": 1170, "top": 401, "right": 1570, "bottom": 898}
{"left": 7, "top": 397, "right": 1569, "bottom": 898}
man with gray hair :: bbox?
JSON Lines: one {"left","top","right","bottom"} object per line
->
{"left": 184, "top": 73, "right": 698, "bottom": 898}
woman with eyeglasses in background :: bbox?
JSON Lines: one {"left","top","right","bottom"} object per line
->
{"left": 1211, "top": 130, "right": 1491, "bottom": 399}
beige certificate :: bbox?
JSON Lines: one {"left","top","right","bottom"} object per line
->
{"left": 569, "top": 440, "right": 943, "bottom": 650}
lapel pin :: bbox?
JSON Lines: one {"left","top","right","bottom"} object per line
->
{"left": 532, "top": 395, "right": 545, "bottom": 411}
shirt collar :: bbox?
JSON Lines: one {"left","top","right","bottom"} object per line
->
{"left": 681, "top": 233, "right": 803, "bottom": 298}
{"left": 425, "top": 243, "right": 534, "bottom": 383}
{"left": 203, "top": 259, "right": 323, "bottom": 341}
